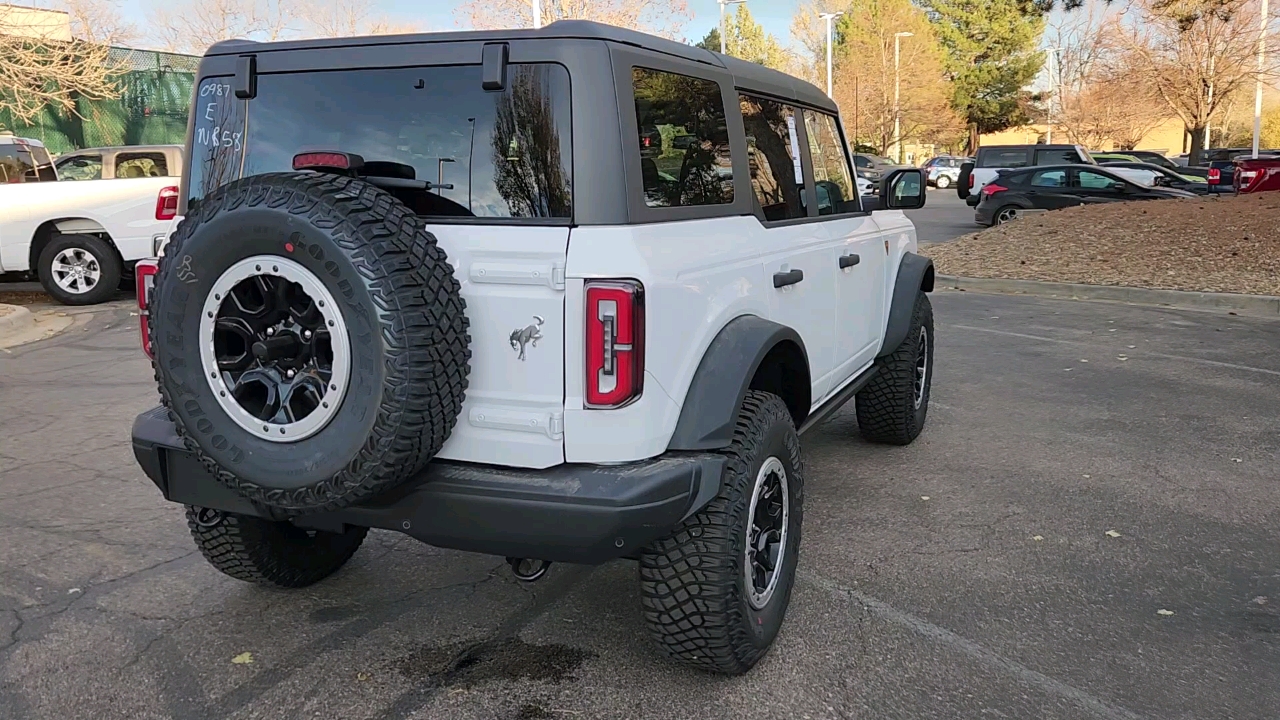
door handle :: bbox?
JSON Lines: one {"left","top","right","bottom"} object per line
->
{"left": 839, "top": 253, "right": 861, "bottom": 269}
{"left": 773, "top": 269, "right": 804, "bottom": 288}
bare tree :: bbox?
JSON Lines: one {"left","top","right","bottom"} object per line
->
{"left": 455, "top": 0, "right": 691, "bottom": 38}
{"left": 151, "top": 0, "right": 302, "bottom": 54}
{"left": 303, "top": 0, "right": 423, "bottom": 38}
{"left": 0, "top": 0, "right": 134, "bottom": 123}
{"left": 1120, "top": 0, "right": 1278, "bottom": 158}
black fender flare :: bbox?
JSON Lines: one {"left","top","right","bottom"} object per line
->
{"left": 666, "top": 316, "right": 808, "bottom": 451}
{"left": 879, "top": 252, "right": 934, "bottom": 358}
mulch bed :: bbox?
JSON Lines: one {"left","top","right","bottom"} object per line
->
{"left": 923, "top": 192, "right": 1280, "bottom": 296}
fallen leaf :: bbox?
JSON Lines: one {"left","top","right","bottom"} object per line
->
{"left": 1032, "top": 535, "right": 1044, "bottom": 541}
{"left": 1108, "top": 328, "right": 1117, "bottom": 332}
{"left": 232, "top": 652, "right": 254, "bottom": 665}
{"left": 1127, "top": 345, "right": 1136, "bottom": 349}
{"left": 1118, "top": 357, "right": 1128, "bottom": 361}
{"left": 920, "top": 496, "right": 931, "bottom": 501}
{"left": 1080, "top": 359, "right": 1089, "bottom": 363}
{"left": 1231, "top": 458, "right": 1243, "bottom": 463}
{"left": 1105, "top": 530, "right": 1121, "bottom": 538}
{"left": 1156, "top": 609, "right": 1175, "bottom": 616}
{"left": 1083, "top": 474, "right": 1091, "bottom": 478}
{"left": 356, "top": 671, "right": 370, "bottom": 681}
{"left": 1253, "top": 596, "right": 1269, "bottom": 605}
{"left": 67, "top": 588, "right": 81, "bottom": 594}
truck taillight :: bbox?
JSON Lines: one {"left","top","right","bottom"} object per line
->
{"left": 585, "top": 280, "right": 644, "bottom": 409}
{"left": 1208, "top": 168, "right": 1220, "bottom": 184}
{"left": 155, "top": 186, "right": 179, "bottom": 220}
{"left": 968, "top": 174, "right": 975, "bottom": 188}
{"left": 135, "top": 259, "right": 159, "bottom": 358}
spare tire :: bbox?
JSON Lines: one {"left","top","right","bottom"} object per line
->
{"left": 956, "top": 161, "right": 974, "bottom": 200}
{"left": 151, "top": 172, "right": 470, "bottom": 516}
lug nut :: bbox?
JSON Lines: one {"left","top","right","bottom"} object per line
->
{"left": 266, "top": 327, "right": 275, "bottom": 336}
{"left": 286, "top": 369, "right": 296, "bottom": 378}
{"left": 303, "top": 330, "right": 312, "bottom": 339}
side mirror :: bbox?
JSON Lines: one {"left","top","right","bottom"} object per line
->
{"left": 879, "top": 168, "right": 926, "bottom": 210}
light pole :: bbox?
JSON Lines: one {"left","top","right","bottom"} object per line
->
{"left": 531, "top": 0, "right": 541, "bottom": 29}
{"left": 718, "top": 0, "right": 747, "bottom": 55}
{"left": 893, "top": 31, "right": 913, "bottom": 164}
{"left": 819, "top": 12, "right": 844, "bottom": 98}
{"left": 1044, "top": 47, "right": 1060, "bottom": 144}
{"left": 1253, "top": 0, "right": 1269, "bottom": 158}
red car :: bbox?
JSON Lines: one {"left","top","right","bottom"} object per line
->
{"left": 1232, "top": 155, "right": 1280, "bottom": 193}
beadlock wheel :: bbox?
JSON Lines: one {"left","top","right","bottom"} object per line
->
{"left": 745, "top": 456, "right": 790, "bottom": 610}
{"left": 198, "top": 255, "right": 351, "bottom": 443}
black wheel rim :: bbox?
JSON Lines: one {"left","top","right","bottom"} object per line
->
{"left": 745, "top": 456, "right": 790, "bottom": 610}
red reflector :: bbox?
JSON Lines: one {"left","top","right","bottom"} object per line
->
{"left": 155, "top": 186, "right": 179, "bottom": 220}
{"left": 981, "top": 183, "right": 1008, "bottom": 196}
{"left": 293, "top": 152, "right": 352, "bottom": 170}
{"left": 585, "top": 280, "right": 644, "bottom": 409}
{"left": 135, "top": 259, "right": 160, "bottom": 358}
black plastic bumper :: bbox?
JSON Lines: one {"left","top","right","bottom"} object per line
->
{"left": 131, "top": 407, "right": 725, "bottom": 565}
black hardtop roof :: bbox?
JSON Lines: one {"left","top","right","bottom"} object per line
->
{"left": 205, "top": 19, "right": 836, "bottom": 112}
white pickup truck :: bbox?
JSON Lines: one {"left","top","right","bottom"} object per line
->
{"left": 0, "top": 137, "right": 182, "bottom": 305}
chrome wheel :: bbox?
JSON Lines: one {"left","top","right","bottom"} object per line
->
{"left": 745, "top": 456, "right": 790, "bottom": 610}
{"left": 199, "top": 256, "right": 350, "bottom": 443}
{"left": 913, "top": 326, "right": 929, "bottom": 410}
{"left": 995, "top": 207, "right": 1020, "bottom": 224}
{"left": 50, "top": 247, "right": 102, "bottom": 295}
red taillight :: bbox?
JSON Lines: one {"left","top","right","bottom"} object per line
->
{"left": 135, "top": 259, "right": 159, "bottom": 358}
{"left": 981, "top": 183, "right": 1008, "bottom": 196}
{"left": 968, "top": 174, "right": 975, "bottom": 188}
{"left": 1208, "top": 168, "right": 1221, "bottom": 184}
{"left": 155, "top": 186, "right": 178, "bottom": 220}
{"left": 585, "top": 279, "right": 644, "bottom": 409}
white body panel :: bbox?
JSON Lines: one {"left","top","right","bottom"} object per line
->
{"left": 0, "top": 177, "right": 173, "bottom": 272}
{"left": 426, "top": 224, "right": 569, "bottom": 469}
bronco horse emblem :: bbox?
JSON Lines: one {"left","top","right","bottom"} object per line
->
{"left": 509, "top": 316, "right": 544, "bottom": 361}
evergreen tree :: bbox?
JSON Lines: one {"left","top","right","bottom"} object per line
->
{"left": 695, "top": 5, "right": 791, "bottom": 71}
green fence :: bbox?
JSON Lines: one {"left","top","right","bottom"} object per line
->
{"left": 0, "top": 47, "right": 199, "bottom": 156}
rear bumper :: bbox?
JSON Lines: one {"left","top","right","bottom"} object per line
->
{"left": 131, "top": 407, "right": 725, "bottom": 565}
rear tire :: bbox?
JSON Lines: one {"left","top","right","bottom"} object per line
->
{"left": 935, "top": 175, "right": 951, "bottom": 189}
{"left": 993, "top": 206, "right": 1021, "bottom": 225}
{"left": 38, "top": 234, "right": 121, "bottom": 306}
{"left": 185, "top": 506, "right": 367, "bottom": 588}
{"left": 639, "top": 391, "right": 803, "bottom": 675}
{"left": 856, "top": 291, "right": 933, "bottom": 445}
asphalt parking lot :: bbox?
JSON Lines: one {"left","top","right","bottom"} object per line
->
{"left": 907, "top": 187, "right": 975, "bottom": 245}
{"left": 2, "top": 290, "right": 1278, "bottom": 720}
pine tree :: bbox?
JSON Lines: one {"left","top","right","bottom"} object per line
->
{"left": 695, "top": 5, "right": 791, "bottom": 71}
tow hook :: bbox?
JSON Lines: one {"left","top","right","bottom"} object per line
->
{"left": 506, "top": 557, "right": 552, "bottom": 582}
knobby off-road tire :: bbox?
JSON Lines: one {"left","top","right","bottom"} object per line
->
{"left": 38, "top": 233, "right": 122, "bottom": 306}
{"left": 185, "top": 506, "right": 367, "bottom": 588}
{"left": 856, "top": 291, "right": 934, "bottom": 445}
{"left": 151, "top": 172, "right": 470, "bottom": 516}
{"left": 639, "top": 391, "right": 804, "bottom": 675}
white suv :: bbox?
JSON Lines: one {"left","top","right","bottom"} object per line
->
{"left": 130, "top": 21, "right": 936, "bottom": 675}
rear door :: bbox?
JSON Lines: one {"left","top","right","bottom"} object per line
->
{"left": 1022, "top": 168, "right": 1076, "bottom": 210}
{"left": 192, "top": 58, "right": 574, "bottom": 469}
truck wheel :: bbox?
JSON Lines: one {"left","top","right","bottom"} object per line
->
{"left": 856, "top": 291, "right": 933, "bottom": 445}
{"left": 151, "top": 172, "right": 470, "bottom": 516}
{"left": 639, "top": 391, "right": 804, "bottom": 675}
{"left": 38, "top": 234, "right": 122, "bottom": 305}
{"left": 185, "top": 506, "right": 367, "bottom": 588}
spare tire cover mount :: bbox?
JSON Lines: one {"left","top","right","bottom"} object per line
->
{"left": 198, "top": 255, "right": 351, "bottom": 443}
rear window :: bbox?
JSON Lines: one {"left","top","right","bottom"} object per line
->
{"left": 0, "top": 144, "right": 54, "bottom": 183}
{"left": 978, "top": 149, "right": 1028, "bottom": 168}
{"left": 190, "top": 64, "right": 573, "bottom": 220}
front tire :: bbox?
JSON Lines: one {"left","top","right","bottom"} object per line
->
{"left": 38, "top": 234, "right": 122, "bottom": 305}
{"left": 639, "top": 391, "right": 803, "bottom": 675}
{"left": 935, "top": 175, "right": 952, "bottom": 189}
{"left": 185, "top": 506, "right": 367, "bottom": 588}
{"left": 856, "top": 291, "right": 933, "bottom": 445}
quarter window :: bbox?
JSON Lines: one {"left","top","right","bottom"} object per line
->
{"left": 803, "top": 109, "right": 858, "bottom": 215}
{"left": 740, "top": 94, "right": 806, "bottom": 221}
{"left": 631, "top": 67, "right": 734, "bottom": 208}
{"left": 116, "top": 152, "right": 168, "bottom": 178}
{"left": 57, "top": 154, "right": 103, "bottom": 181}
{"left": 1029, "top": 169, "right": 1067, "bottom": 187}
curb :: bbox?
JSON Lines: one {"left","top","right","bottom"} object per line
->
{"left": 936, "top": 275, "right": 1280, "bottom": 318}
{"left": 0, "top": 304, "right": 34, "bottom": 334}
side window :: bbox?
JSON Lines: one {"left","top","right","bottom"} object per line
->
{"left": 1075, "top": 170, "right": 1119, "bottom": 189}
{"left": 980, "top": 149, "right": 1029, "bottom": 168}
{"left": 57, "top": 155, "right": 103, "bottom": 181}
{"left": 30, "top": 146, "right": 55, "bottom": 181}
{"left": 1034, "top": 148, "right": 1082, "bottom": 166}
{"left": 116, "top": 152, "right": 168, "bottom": 178}
{"left": 803, "top": 109, "right": 858, "bottom": 215}
{"left": 853, "top": 154, "right": 872, "bottom": 169}
{"left": 1029, "top": 169, "right": 1067, "bottom": 187}
{"left": 631, "top": 67, "right": 734, "bottom": 209}
{"left": 740, "top": 94, "right": 805, "bottom": 221}
{"left": 0, "top": 147, "right": 36, "bottom": 182}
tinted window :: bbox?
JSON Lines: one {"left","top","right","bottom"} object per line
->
{"left": 1075, "top": 170, "right": 1120, "bottom": 189}
{"left": 116, "top": 152, "right": 168, "bottom": 178}
{"left": 1030, "top": 169, "right": 1067, "bottom": 187}
{"left": 740, "top": 94, "right": 805, "bottom": 221}
{"left": 56, "top": 154, "right": 103, "bottom": 181}
{"left": 0, "top": 146, "right": 36, "bottom": 183}
{"left": 1035, "top": 148, "right": 1082, "bottom": 165}
{"left": 194, "top": 65, "right": 574, "bottom": 220}
{"left": 632, "top": 68, "right": 733, "bottom": 209}
{"left": 979, "top": 149, "right": 1028, "bottom": 168}
{"left": 803, "top": 110, "right": 858, "bottom": 215}
{"left": 852, "top": 155, "right": 873, "bottom": 169}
